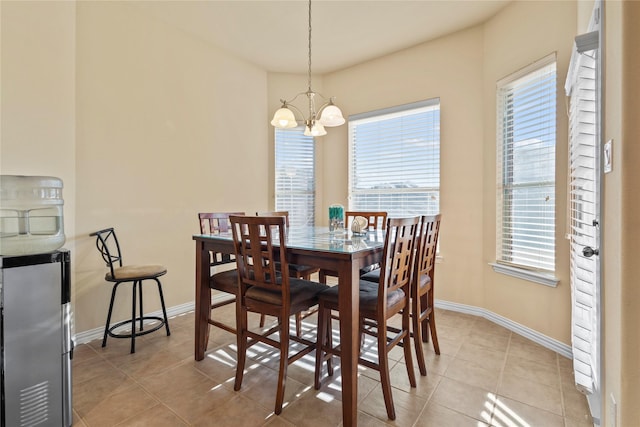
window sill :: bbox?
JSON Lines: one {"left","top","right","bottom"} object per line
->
{"left": 489, "top": 263, "right": 559, "bottom": 287}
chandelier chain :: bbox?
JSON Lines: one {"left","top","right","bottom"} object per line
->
{"left": 307, "top": 0, "right": 312, "bottom": 93}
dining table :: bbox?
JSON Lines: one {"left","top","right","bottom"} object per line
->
{"left": 193, "top": 226, "right": 385, "bottom": 427}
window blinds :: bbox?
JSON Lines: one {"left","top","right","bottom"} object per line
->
{"left": 275, "top": 128, "right": 315, "bottom": 228}
{"left": 496, "top": 55, "right": 556, "bottom": 271}
{"left": 566, "top": 47, "right": 598, "bottom": 395}
{"left": 348, "top": 99, "right": 440, "bottom": 217}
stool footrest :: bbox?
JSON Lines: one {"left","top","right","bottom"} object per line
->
{"left": 106, "top": 316, "right": 168, "bottom": 339}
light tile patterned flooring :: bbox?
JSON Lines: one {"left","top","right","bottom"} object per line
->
{"left": 72, "top": 304, "right": 593, "bottom": 426}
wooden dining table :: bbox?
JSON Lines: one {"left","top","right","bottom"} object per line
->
{"left": 193, "top": 226, "right": 385, "bottom": 427}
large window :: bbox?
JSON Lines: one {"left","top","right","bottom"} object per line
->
{"left": 349, "top": 99, "right": 440, "bottom": 217}
{"left": 275, "top": 127, "right": 315, "bottom": 228}
{"left": 496, "top": 54, "right": 556, "bottom": 272}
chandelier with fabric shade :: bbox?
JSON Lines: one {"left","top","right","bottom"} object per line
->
{"left": 270, "top": 0, "right": 345, "bottom": 136}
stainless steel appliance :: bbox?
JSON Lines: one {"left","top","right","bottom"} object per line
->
{"left": 0, "top": 249, "right": 72, "bottom": 427}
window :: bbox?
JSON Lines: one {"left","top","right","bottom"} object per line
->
{"left": 496, "top": 54, "right": 556, "bottom": 272}
{"left": 349, "top": 99, "right": 440, "bottom": 217}
{"left": 275, "top": 127, "right": 315, "bottom": 228}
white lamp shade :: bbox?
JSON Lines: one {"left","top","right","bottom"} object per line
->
{"left": 271, "top": 107, "right": 298, "bottom": 128}
{"left": 304, "top": 122, "right": 326, "bottom": 137}
{"left": 318, "top": 104, "right": 345, "bottom": 127}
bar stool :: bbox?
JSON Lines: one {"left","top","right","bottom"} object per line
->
{"left": 90, "top": 227, "right": 170, "bottom": 353}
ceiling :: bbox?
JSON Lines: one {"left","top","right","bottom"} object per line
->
{"left": 133, "top": 0, "right": 512, "bottom": 74}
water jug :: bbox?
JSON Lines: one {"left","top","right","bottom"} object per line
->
{"left": 0, "top": 175, "right": 65, "bottom": 255}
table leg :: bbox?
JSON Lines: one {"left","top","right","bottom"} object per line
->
{"left": 195, "top": 241, "right": 210, "bottom": 361}
{"left": 338, "top": 261, "right": 360, "bottom": 427}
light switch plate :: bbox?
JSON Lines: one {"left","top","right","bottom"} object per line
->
{"left": 604, "top": 139, "right": 612, "bottom": 173}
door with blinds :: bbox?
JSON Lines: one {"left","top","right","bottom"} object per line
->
{"left": 565, "top": 2, "right": 601, "bottom": 422}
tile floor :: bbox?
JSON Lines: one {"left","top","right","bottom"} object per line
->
{"left": 71, "top": 304, "right": 593, "bottom": 427}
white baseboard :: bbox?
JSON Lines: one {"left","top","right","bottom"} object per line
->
{"left": 74, "top": 298, "right": 572, "bottom": 360}
{"left": 73, "top": 301, "right": 195, "bottom": 345}
{"left": 435, "top": 299, "right": 572, "bottom": 359}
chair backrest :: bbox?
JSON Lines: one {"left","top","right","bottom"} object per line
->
{"left": 198, "top": 212, "right": 245, "bottom": 266}
{"left": 199, "top": 212, "right": 244, "bottom": 234}
{"left": 414, "top": 214, "right": 441, "bottom": 282}
{"left": 377, "top": 216, "right": 420, "bottom": 310}
{"left": 90, "top": 227, "right": 123, "bottom": 278}
{"left": 230, "top": 215, "right": 290, "bottom": 300}
{"left": 345, "top": 211, "right": 388, "bottom": 230}
{"left": 256, "top": 211, "right": 290, "bottom": 227}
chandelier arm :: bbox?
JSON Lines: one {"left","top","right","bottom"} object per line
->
{"left": 284, "top": 102, "right": 307, "bottom": 123}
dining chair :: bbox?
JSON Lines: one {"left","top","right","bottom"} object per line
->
{"left": 318, "top": 210, "right": 388, "bottom": 284}
{"left": 362, "top": 214, "right": 442, "bottom": 376}
{"left": 229, "top": 214, "right": 329, "bottom": 415}
{"left": 256, "top": 211, "right": 320, "bottom": 336}
{"left": 90, "top": 227, "right": 170, "bottom": 353}
{"left": 314, "top": 216, "right": 420, "bottom": 420}
{"left": 198, "top": 212, "right": 266, "bottom": 341}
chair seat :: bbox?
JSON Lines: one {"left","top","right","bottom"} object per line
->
{"left": 317, "top": 280, "right": 405, "bottom": 312}
{"left": 246, "top": 278, "right": 329, "bottom": 307}
{"left": 360, "top": 268, "right": 380, "bottom": 283}
{"left": 107, "top": 264, "right": 167, "bottom": 281}
{"left": 210, "top": 269, "right": 239, "bottom": 294}
{"left": 362, "top": 269, "right": 431, "bottom": 290}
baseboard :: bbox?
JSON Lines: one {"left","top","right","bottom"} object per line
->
{"left": 73, "top": 301, "right": 195, "bottom": 345}
{"left": 435, "top": 299, "right": 572, "bottom": 359}
{"left": 74, "top": 298, "right": 572, "bottom": 360}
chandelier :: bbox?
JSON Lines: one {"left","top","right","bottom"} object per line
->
{"left": 270, "top": 0, "right": 345, "bottom": 136}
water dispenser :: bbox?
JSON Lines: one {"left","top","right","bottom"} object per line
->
{"left": 0, "top": 175, "right": 65, "bottom": 255}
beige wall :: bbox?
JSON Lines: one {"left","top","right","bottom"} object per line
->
{"left": 4, "top": 1, "right": 638, "bottom": 423}
{"left": 481, "top": 1, "right": 574, "bottom": 342}
{"left": 321, "top": 25, "right": 486, "bottom": 310}
{"left": 72, "top": 1, "right": 270, "bottom": 333}
{"left": 319, "top": 1, "right": 576, "bottom": 344}
{"left": 0, "top": 1, "right": 77, "bottom": 306}
{"left": 603, "top": 1, "right": 640, "bottom": 425}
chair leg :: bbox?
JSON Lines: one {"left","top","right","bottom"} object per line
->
{"left": 402, "top": 311, "right": 417, "bottom": 388}
{"left": 234, "top": 306, "right": 248, "bottom": 392}
{"left": 314, "top": 305, "right": 328, "bottom": 390}
{"left": 296, "top": 313, "right": 302, "bottom": 337}
{"left": 413, "top": 295, "right": 428, "bottom": 376}
{"left": 102, "top": 282, "right": 120, "bottom": 348}
{"left": 319, "top": 270, "right": 327, "bottom": 284}
{"left": 259, "top": 314, "right": 266, "bottom": 328}
{"left": 377, "top": 323, "right": 396, "bottom": 420}
{"left": 274, "top": 315, "right": 289, "bottom": 415}
{"left": 428, "top": 295, "right": 440, "bottom": 354}
{"left": 155, "top": 278, "right": 171, "bottom": 336}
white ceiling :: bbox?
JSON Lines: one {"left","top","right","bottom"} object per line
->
{"left": 133, "top": 0, "right": 512, "bottom": 74}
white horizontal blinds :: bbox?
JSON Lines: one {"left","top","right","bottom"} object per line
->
{"left": 496, "top": 55, "right": 556, "bottom": 271}
{"left": 566, "top": 48, "right": 598, "bottom": 394}
{"left": 349, "top": 99, "right": 440, "bottom": 217}
{"left": 275, "top": 127, "right": 315, "bottom": 228}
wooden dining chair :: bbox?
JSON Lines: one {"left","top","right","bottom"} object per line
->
{"left": 410, "top": 214, "right": 442, "bottom": 375}
{"left": 230, "top": 214, "right": 329, "bottom": 415}
{"left": 318, "top": 210, "right": 388, "bottom": 284}
{"left": 198, "top": 212, "right": 265, "bottom": 341}
{"left": 314, "top": 216, "right": 419, "bottom": 420}
{"left": 361, "top": 214, "right": 442, "bottom": 376}
{"left": 256, "top": 211, "right": 320, "bottom": 336}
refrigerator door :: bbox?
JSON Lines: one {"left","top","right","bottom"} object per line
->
{"left": 2, "top": 258, "right": 64, "bottom": 426}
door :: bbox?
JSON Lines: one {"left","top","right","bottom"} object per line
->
{"left": 565, "top": 1, "right": 602, "bottom": 424}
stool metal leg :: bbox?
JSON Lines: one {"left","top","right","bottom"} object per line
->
{"left": 155, "top": 278, "right": 171, "bottom": 336}
{"left": 102, "top": 282, "right": 121, "bottom": 348}
{"left": 130, "top": 280, "right": 138, "bottom": 353}
{"left": 138, "top": 280, "right": 144, "bottom": 331}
